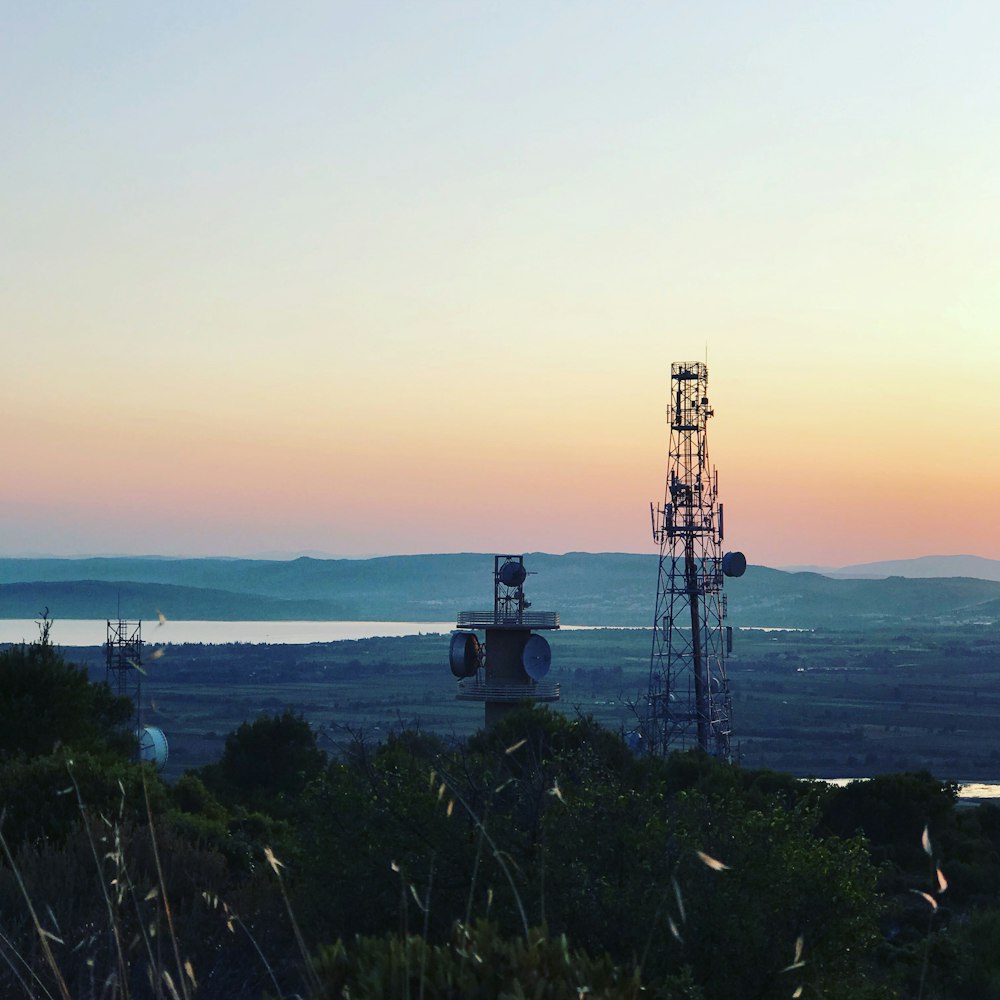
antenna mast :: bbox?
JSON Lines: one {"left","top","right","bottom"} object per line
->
{"left": 104, "top": 618, "right": 170, "bottom": 771}
{"left": 644, "top": 362, "right": 745, "bottom": 758}
{"left": 106, "top": 618, "right": 144, "bottom": 735}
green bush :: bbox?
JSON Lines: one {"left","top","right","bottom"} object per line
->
{"left": 312, "top": 920, "right": 689, "bottom": 999}
{"left": 0, "top": 625, "right": 134, "bottom": 761}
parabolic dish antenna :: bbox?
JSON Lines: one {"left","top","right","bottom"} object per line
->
{"left": 139, "top": 725, "right": 169, "bottom": 771}
{"left": 521, "top": 633, "right": 552, "bottom": 680}
{"left": 499, "top": 560, "right": 527, "bottom": 587}
{"left": 449, "top": 631, "right": 481, "bottom": 678}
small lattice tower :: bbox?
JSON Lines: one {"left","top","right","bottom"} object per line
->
{"left": 644, "top": 363, "right": 745, "bottom": 758}
{"left": 106, "top": 619, "right": 144, "bottom": 735}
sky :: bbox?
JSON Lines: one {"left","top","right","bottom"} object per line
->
{"left": 2, "top": 2, "right": 998, "bottom": 567}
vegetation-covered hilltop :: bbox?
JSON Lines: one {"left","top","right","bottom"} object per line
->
{"left": 3, "top": 634, "right": 1000, "bottom": 998}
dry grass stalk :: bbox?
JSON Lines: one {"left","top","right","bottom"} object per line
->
{"left": 141, "top": 772, "right": 190, "bottom": 1000}
{"left": 68, "top": 766, "right": 132, "bottom": 997}
{"left": 0, "top": 922, "right": 58, "bottom": 999}
{"left": 0, "top": 813, "right": 71, "bottom": 1000}
{"left": 202, "top": 891, "right": 284, "bottom": 999}
{"left": 433, "top": 770, "right": 530, "bottom": 938}
{"left": 263, "top": 846, "right": 323, "bottom": 998}
{"left": 671, "top": 877, "right": 686, "bottom": 925}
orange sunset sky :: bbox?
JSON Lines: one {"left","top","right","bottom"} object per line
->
{"left": 3, "top": 3, "right": 998, "bottom": 567}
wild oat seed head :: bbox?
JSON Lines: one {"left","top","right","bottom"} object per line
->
{"left": 936, "top": 867, "right": 948, "bottom": 894}
{"left": 264, "top": 846, "right": 284, "bottom": 874}
{"left": 696, "top": 850, "right": 729, "bottom": 872}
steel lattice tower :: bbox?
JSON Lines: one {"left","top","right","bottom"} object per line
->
{"left": 104, "top": 618, "right": 169, "bottom": 770}
{"left": 106, "top": 619, "right": 144, "bottom": 734}
{"left": 644, "top": 362, "right": 744, "bottom": 759}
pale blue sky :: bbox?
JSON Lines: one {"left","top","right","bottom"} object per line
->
{"left": 2, "top": 2, "right": 998, "bottom": 563}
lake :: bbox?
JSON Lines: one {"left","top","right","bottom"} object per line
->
{"left": 0, "top": 618, "right": 459, "bottom": 646}
{"left": 822, "top": 777, "right": 1000, "bottom": 801}
{"left": 0, "top": 618, "right": 640, "bottom": 646}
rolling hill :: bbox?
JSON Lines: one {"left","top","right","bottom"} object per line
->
{"left": 828, "top": 554, "right": 1000, "bottom": 581}
{"left": 1, "top": 554, "right": 999, "bottom": 629}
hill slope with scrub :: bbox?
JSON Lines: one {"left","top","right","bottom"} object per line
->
{"left": 8, "top": 629, "right": 1000, "bottom": 996}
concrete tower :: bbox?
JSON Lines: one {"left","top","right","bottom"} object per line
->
{"left": 450, "top": 555, "right": 560, "bottom": 727}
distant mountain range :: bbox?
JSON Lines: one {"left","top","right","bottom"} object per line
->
{"left": 1, "top": 553, "right": 999, "bottom": 629}
{"left": 782, "top": 554, "right": 1000, "bottom": 582}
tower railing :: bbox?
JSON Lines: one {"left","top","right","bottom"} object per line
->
{"left": 456, "top": 679, "right": 561, "bottom": 702}
{"left": 456, "top": 610, "right": 560, "bottom": 629}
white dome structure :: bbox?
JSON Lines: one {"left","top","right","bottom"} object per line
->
{"left": 138, "top": 726, "right": 169, "bottom": 771}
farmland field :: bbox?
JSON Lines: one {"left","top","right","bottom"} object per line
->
{"left": 57, "top": 622, "right": 1000, "bottom": 782}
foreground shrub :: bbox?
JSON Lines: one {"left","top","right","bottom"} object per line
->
{"left": 0, "top": 618, "right": 134, "bottom": 762}
{"left": 312, "top": 919, "right": 698, "bottom": 999}
{"left": 290, "top": 709, "right": 891, "bottom": 999}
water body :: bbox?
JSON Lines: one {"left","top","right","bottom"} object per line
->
{"left": 0, "top": 619, "right": 797, "bottom": 646}
{"left": 0, "top": 619, "right": 459, "bottom": 646}
{"left": 822, "top": 777, "right": 1000, "bottom": 801}
{"left": 0, "top": 619, "right": 634, "bottom": 646}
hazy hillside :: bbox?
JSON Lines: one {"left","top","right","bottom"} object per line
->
{"left": 1, "top": 554, "right": 1000, "bottom": 628}
{"left": 828, "top": 554, "right": 1000, "bottom": 582}
{"left": 727, "top": 567, "right": 1000, "bottom": 627}
{"left": 0, "top": 581, "right": 345, "bottom": 621}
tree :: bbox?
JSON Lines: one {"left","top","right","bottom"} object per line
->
{"left": 199, "top": 709, "right": 326, "bottom": 818}
{"left": 290, "top": 707, "right": 890, "bottom": 998}
{"left": 0, "top": 617, "right": 134, "bottom": 761}
{"left": 820, "top": 771, "right": 959, "bottom": 869}
{"left": 313, "top": 920, "right": 669, "bottom": 999}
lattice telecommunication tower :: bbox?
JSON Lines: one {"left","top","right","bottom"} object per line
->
{"left": 106, "top": 619, "right": 144, "bottom": 734}
{"left": 643, "top": 363, "right": 746, "bottom": 759}
{"left": 105, "top": 618, "right": 170, "bottom": 769}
